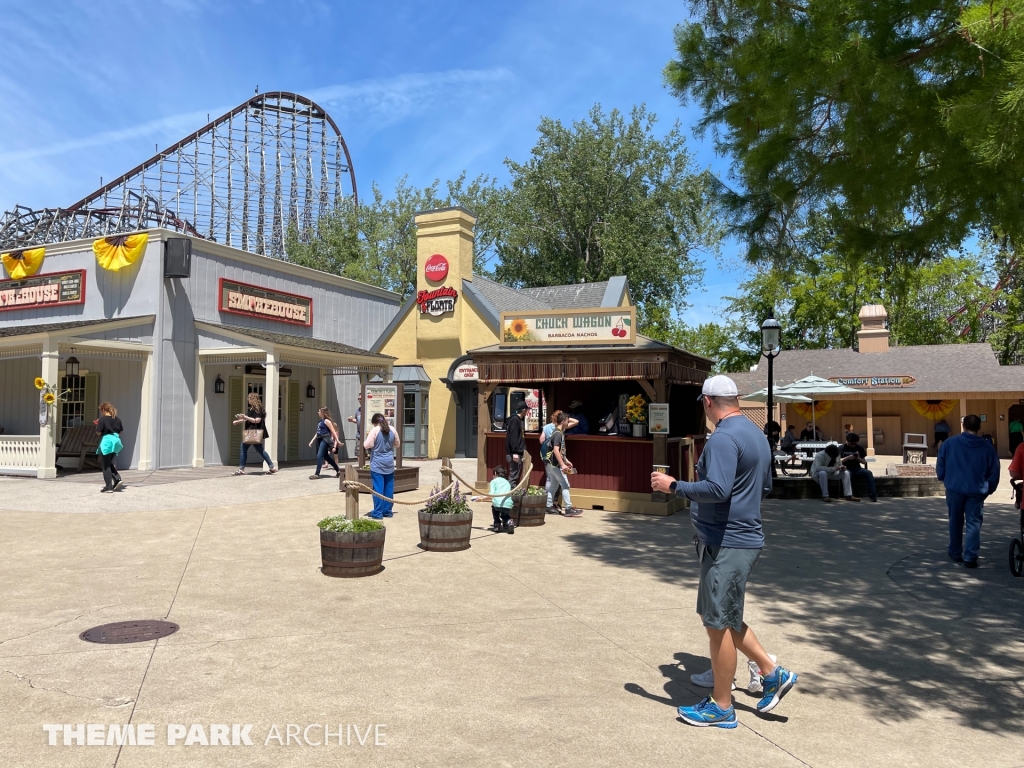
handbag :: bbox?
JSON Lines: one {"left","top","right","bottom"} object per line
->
{"left": 243, "top": 428, "right": 263, "bottom": 445}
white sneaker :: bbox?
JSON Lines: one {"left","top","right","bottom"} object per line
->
{"left": 689, "top": 668, "right": 736, "bottom": 690}
{"left": 745, "top": 654, "right": 778, "bottom": 693}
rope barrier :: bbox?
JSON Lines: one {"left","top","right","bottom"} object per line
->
{"left": 340, "top": 480, "right": 456, "bottom": 506}
{"left": 339, "top": 460, "right": 536, "bottom": 507}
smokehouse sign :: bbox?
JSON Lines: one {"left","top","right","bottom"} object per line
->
{"left": 218, "top": 279, "right": 313, "bottom": 326}
{"left": 0, "top": 270, "right": 85, "bottom": 312}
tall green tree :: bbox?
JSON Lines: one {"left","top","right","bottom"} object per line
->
{"left": 286, "top": 174, "right": 499, "bottom": 298}
{"left": 492, "top": 104, "right": 723, "bottom": 336}
{"left": 665, "top": 0, "right": 1024, "bottom": 266}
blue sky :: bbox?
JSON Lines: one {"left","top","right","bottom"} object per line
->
{"left": 0, "top": 0, "right": 745, "bottom": 322}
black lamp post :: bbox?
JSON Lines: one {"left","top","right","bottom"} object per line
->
{"left": 761, "top": 312, "right": 782, "bottom": 442}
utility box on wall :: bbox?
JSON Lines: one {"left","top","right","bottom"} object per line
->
{"left": 164, "top": 238, "right": 192, "bottom": 278}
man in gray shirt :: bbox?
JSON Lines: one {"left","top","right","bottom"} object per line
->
{"left": 652, "top": 374, "right": 798, "bottom": 729}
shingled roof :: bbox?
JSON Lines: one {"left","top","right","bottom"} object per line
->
{"left": 729, "top": 343, "right": 1024, "bottom": 396}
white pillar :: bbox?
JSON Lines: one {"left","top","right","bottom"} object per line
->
{"left": 137, "top": 351, "right": 155, "bottom": 470}
{"left": 264, "top": 349, "right": 279, "bottom": 469}
{"left": 192, "top": 356, "right": 205, "bottom": 467}
{"left": 37, "top": 337, "right": 59, "bottom": 479}
{"left": 959, "top": 394, "right": 968, "bottom": 433}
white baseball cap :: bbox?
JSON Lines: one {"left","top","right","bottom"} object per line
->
{"left": 698, "top": 374, "right": 739, "bottom": 400}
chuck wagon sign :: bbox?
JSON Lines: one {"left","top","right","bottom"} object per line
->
{"left": 500, "top": 307, "right": 636, "bottom": 346}
{"left": 218, "top": 278, "right": 312, "bottom": 326}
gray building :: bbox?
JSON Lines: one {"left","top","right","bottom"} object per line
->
{"left": 0, "top": 228, "right": 399, "bottom": 477}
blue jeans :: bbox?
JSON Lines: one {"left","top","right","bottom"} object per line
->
{"left": 947, "top": 491, "right": 985, "bottom": 562}
{"left": 848, "top": 467, "right": 877, "bottom": 499}
{"left": 371, "top": 470, "right": 394, "bottom": 518}
{"left": 239, "top": 441, "right": 274, "bottom": 471}
{"left": 315, "top": 439, "right": 340, "bottom": 476}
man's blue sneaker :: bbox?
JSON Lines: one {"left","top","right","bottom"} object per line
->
{"left": 756, "top": 666, "right": 797, "bottom": 713}
{"left": 677, "top": 696, "right": 737, "bottom": 728}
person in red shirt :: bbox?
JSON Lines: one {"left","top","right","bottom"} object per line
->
{"left": 1009, "top": 443, "right": 1024, "bottom": 508}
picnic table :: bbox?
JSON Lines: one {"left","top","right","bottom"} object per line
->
{"left": 774, "top": 441, "right": 876, "bottom": 476}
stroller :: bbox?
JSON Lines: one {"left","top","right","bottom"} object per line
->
{"left": 1010, "top": 480, "right": 1023, "bottom": 577}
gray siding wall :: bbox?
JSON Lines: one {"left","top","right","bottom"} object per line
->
{"left": 0, "top": 356, "right": 142, "bottom": 468}
{"left": 0, "top": 357, "right": 40, "bottom": 435}
{"left": 88, "top": 356, "right": 144, "bottom": 470}
{"left": 0, "top": 243, "right": 160, "bottom": 329}
{"left": 187, "top": 249, "right": 397, "bottom": 350}
{"left": 202, "top": 363, "right": 338, "bottom": 466}
{"left": 1, "top": 233, "right": 399, "bottom": 471}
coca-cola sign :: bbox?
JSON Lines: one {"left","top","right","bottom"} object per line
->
{"left": 424, "top": 253, "right": 449, "bottom": 282}
{"left": 416, "top": 286, "right": 458, "bottom": 316}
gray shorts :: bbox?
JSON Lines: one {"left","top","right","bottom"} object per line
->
{"left": 696, "top": 546, "right": 762, "bottom": 632}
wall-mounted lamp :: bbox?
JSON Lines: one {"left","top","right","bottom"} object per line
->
{"left": 306, "top": 381, "right": 316, "bottom": 399}
{"left": 65, "top": 355, "right": 80, "bottom": 378}
{"left": 214, "top": 374, "right": 225, "bottom": 394}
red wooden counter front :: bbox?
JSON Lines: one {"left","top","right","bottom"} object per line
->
{"left": 485, "top": 432, "right": 666, "bottom": 494}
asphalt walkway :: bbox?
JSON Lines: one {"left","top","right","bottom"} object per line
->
{"left": 1, "top": 461, "right": 1021, "bottom": 767}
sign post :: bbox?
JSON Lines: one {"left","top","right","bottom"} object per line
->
{"left": 361, "top": 383, "right": 404, "bottom": 469}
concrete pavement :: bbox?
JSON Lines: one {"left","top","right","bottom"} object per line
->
{"left": 1, "top": 461, "right": 1022, "bottom": 767}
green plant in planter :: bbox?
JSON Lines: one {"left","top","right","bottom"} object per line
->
{"left": 525, "top": 485, "right": 545, "bottom": 496}
{"left": 423, "top": 481, "right": 471, "bottom": 515}
{"left": 317, "top": 515, "right": 385, "bottom": 533}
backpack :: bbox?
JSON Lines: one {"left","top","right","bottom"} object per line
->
{"left": 542, "top": 429, "right": 561, "bottom": 465}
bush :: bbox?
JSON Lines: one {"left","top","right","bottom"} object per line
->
{"left": 317, "top": 516, "right": 385, "bottom": 533}
{"left": 525, "top": 485, "right": 545, "bottom": 496}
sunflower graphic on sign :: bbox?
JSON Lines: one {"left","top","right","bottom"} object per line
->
{"left": 504, "top": 318, "right": 534, "bottom": 342}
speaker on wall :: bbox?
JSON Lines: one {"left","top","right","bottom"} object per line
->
{"left": 164, "top": 238, "right": 192, "bottom": 278}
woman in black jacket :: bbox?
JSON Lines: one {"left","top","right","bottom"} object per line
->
{"left": 96, "top": 401, "right": 125, "bottom": 492}
{"left": 233, "top": 392, "right": 277, "bottom": 475}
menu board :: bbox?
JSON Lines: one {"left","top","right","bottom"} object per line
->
{"left": 649, "top": 403, "right": 670, "bottom": 435}
{"left": 363, "top": 384, "right": 399, "bottom": 439}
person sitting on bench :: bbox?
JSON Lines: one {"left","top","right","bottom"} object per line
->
{"left": 780, "top": 425, "right": 798, "bottom": 456}
{"left": 809, "top": 444, "right": 860, "bottom": 503}
{"left": 840, "top": 433, "right": 877, "bottom": 502}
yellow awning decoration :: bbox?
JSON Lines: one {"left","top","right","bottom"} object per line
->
{"left": 93, "top": 233, "right": 148, "bottom": 272}
{"left": 1, "top": 247, "right": 45, "bottom": 279}
{"left": 791, "top": 400, "right": 833, "bottom": 420}
{"left": 911, "top": 399, "right": 958, "bottom": 421}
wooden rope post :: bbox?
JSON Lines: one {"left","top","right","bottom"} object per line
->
{"left": 344, "top": 463, "right": 360, "bottom": 520}
{"left": 440, "top": 457, "right": 452, "bottom": 492}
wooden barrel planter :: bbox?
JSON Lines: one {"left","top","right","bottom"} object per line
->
{"left": 512, "top": 495, "right": 546, "bottom": 527}
{"left": 417, "top": 510, "right": 473, "bottom": 551}
{"left": 320, "top": 528, "right": 386, "bottom": 577}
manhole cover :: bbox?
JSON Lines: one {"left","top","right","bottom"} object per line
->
{"left": 80, "top": 620, "right": 179, "bottom": 644}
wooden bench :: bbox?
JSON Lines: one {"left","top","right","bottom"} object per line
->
{"left": 56, "top": 424, "right": 100, "bottom": 472}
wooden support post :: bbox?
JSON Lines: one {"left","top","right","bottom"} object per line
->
{"left": 344, "top": 463, "right": 360, "bottom": 520}
{"left": 865, "top": 397, "right": 875, "bottom": 457}
{"left": 440, "top": 456, "right": 452, "bottom": 490}
{"left": 652, "top": 375, "right": 668, "bottom": 501}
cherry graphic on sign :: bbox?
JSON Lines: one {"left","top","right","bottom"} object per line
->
{"left": 613, "top": 319, "right": 625, "bottom": 337}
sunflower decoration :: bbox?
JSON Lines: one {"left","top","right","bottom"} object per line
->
{"left": 625, "top": 394, "right": 648, "bottom": 424}
{"left": 93, "top": 233, "right": 148, "bottom": 272}
{"left": 34, "top": 377, "right": 46, "bottom": 390}
{"left": 43, "top": 392, "right": 56, "bottom": 405}
{"left": 1, "top": 247, "right": 46, "bottom": 280}
{"left": 911, "top": 399, "right": 958, "bottom": 421}
{"left": 504, "top": 318, "right": 533, "bottom": 342}
{"left": 791, "top": 400, "right": 833, "bottom": 420}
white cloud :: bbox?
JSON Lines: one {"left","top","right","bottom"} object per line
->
{"left": 0, "top": 69, "right": 514, "bottom": 169}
